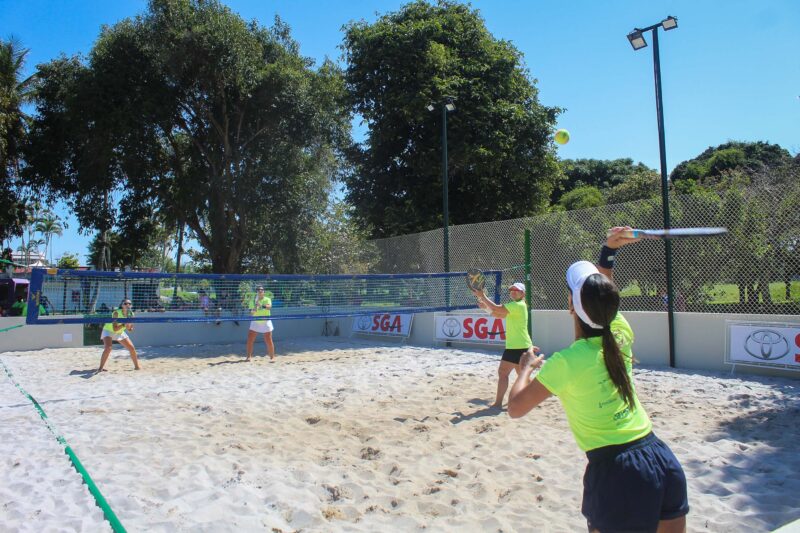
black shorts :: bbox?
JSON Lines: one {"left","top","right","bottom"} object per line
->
{"left": 582, "top": 432, "right": 689, "bottom": 532}
{"left": 501, "top": 348, "right": 529, "bottom": 364}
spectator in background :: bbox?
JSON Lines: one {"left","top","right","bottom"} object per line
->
{"left": 199, "top": 289, "right": 210, "bottom": 315}
{"left": 21, "top": 300, "right": 46, "bottom": 317}
{"left": 40, "top": 295, "right": 52, "bottom": 315}
{"left": 659, "top": 284, "right": 686, "bottom": 312}
{"left": 10, "top": 297, "right": 25, "bottom": 317}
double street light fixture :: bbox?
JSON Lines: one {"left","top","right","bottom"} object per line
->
{"left": 627, "top": 15, "right": 679, "bottom": 367}
{"left": 626, "top": 16, "right": 678, "bottom": 51}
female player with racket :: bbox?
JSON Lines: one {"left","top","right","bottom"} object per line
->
{"left": 97, "top": 298, "right": 140, "bottom": 372}
{"left": 245, "top": 286, "right": 275, "bottom": 361}
{"left": 507, "top": 226, "right": 689, "bottom": 532}
{"left": 471, "top": 281, "right": 539, "bottom": 409}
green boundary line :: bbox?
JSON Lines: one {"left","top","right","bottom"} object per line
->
{"left": 0, "top": 324, "right": 24, "bottom": 334}
{"left": 0, "top": 257, "right": 27, "bottom": 268}
{"left": 0, "top": 342, "right": 126, "bottom": 533}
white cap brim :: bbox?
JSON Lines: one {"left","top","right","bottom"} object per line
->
{"left": 566, "top": 261, "right": 603, "bottom": 329}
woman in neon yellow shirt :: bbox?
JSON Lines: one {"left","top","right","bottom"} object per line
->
{"left": 508, "top": 227, "right": 688, "bottom": 533}
{"left": 471, "top": 282, "right": 538, "bottom": 409}
{"left": 245, "top": 286, "right": 275, "bottom": 361}
{"left": 98, "top": 299, "right": 140, "bottom": 372}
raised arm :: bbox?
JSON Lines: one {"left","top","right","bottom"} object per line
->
{"left": 597, "top": 226, "right": 641, "bottom": 282}
{"left": 471, "top": 289, "right": 509, "bottom": 318}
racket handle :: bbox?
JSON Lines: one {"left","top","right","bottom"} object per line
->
{"left": 607, "top": 229, "right": 647, "bottom": 239}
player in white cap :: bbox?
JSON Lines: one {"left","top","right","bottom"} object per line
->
{"left": 507, "top": 226, "right": 689, "bottom": 532}
{"left": 471, "top": 280, "right": 538, "bottom": 409}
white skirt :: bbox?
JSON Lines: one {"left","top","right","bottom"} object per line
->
{"left": 101, "top": 329, "right": 129, "bottom": 342}
{"left": 249, "top": 320, "right": 274, "bottom": 334}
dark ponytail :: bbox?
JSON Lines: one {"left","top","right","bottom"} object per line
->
{"left": 578, "top": 274, "right": 635, "bottom": 409}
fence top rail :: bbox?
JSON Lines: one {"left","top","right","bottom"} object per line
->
{"left": 33, "top": 268, "right": 503, "bottom": 282}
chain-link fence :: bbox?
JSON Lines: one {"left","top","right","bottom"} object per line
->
{"left": 371, "top": 184, "right": 800, "bottom": 315}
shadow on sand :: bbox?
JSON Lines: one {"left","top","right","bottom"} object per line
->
{"left": 450, "top": 398, "right": 503, "bottom": 424}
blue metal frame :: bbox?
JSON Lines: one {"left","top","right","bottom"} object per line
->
{"left": 26, "top": 267, "right": 45, "bottom": 324}
{"left": 26, "top": 268, "right": 504, "bottom": 325}
{"left": 31, "top": 267, "right": 476, "bottom": 282}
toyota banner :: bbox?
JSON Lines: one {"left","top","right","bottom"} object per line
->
{"left": 727, "top": 322, "right": 800, "bottom": 369}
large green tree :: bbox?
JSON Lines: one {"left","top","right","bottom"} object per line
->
{"left": 670, "top": 141, "right": 796, "bottom": 186}
{"left": 0, "top": 39, "right": 34, "bottom": 242}
{"left": 25, "top": 0, "right": 350, "bottom": 273}
{"left": 553, "top": 158, "right": 655, "bottom": 205}
{"left": 342, "top": 0, "right": 561, "bottom": 238}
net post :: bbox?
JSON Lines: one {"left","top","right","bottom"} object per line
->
{"left": 524, "top": 229, "right": 532, "bottom": 338}
{"left": 26, "top": 268, "right": 46, "bottom": 325}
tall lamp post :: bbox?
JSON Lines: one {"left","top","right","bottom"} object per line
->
{"left": 427, "top": 98, "right": 456, "bottom": 308}
{"left": 627, "top": 15, "right": 678, "bottom": 367}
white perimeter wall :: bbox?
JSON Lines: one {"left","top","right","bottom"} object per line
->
{"left": 341, "top": 311, "right": 800, "bottom": 379}
{"left": 2, "top": 313, "right": 798, "bottom": 379}
{"left": 0, "top": 317, "right": 325, "bottom": 352}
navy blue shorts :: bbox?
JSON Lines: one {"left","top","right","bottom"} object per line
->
{"left": 582, "top": 432, "right": 689, "bottom": 532}
{"left": 501, "top": 348, "right": 529, "bottom": 364}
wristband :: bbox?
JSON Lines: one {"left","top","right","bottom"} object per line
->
{"left": 598, "top": 245, "right": 617, "bottom": 269}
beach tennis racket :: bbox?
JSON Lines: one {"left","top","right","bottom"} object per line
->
{"left": 466, "top": 269, "right": 486, "bottom": 292}
{"left": 609, "top": 227, "right": 728, "bottom": 240}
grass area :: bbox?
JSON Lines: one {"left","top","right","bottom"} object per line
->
{"left": 708, "top": 281, "right": 800, "bottom": 304}
{"left": 159, "top": 288, "right": 199, "bottom": 302}
{"left": 620, "top": 280, "right": 800, "bottom": 305}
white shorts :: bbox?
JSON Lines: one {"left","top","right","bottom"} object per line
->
{"left": 101, "top": 329, "right": 129, "bottom": 342}
{"left": 249, "top": 320, "right": 274, "bottom": 334}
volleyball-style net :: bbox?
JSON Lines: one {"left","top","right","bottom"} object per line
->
{"left": 25, "top": 268, "right": 503, "bottom": 325}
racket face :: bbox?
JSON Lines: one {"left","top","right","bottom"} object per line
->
{"left": 610, "top": 227, "right": 728, "bottom": 239}
{"left": 466, "top": 269, "right": 486, "bottom": 291}
{"left": 653, "top": 227, "right": 727, "bottom": 238}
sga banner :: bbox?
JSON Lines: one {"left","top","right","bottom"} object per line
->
{"left": 352, "top": 313, "right": 413, "bottom": 337}
{"left": 434, "top": 314, "right": 506, "bottom": 344}
{"left": 727, "top": 322, "right": 800, "bottom": 368}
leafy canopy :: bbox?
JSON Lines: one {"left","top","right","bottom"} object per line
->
{"left": 25, "top": 0, "right": 351, "bottom": 273}
{"left": 342, "top": 0, "right": 562, "bottom": 237}
{"left": 0, "top": 38, "right": 35, "bottom": 241}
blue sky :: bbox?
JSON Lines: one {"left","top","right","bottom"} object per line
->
{"left": 2, "top": 0, "right": 798, "bottom": 263}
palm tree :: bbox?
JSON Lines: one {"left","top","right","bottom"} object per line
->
{"left": 19, "top": 201, "right": 41, "bottom": 270}
{"left": 16, "top": 239, "right": 44, "bottom": 267}
{"left": 35, "top": 211, "right": 63, "bottom": 265}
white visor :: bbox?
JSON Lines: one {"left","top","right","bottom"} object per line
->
{"left": 566, "top": 261, "right": 603, "bottom": 329}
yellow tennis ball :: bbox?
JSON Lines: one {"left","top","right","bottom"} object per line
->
{"left": 555, "top": 129, "right": 570, "bottom": 145}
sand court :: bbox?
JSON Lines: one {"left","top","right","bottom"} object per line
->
{"left": 1, "top": 337, "right": 799, "bottom": 532}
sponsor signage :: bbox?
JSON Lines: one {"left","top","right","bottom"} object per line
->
{"left": 727, "top": 322, "right": 800, "bottom": 369}
{"left": 435, "top": 314, "right": 506, "bottom": 344}
{"left": 352, "top": 313, "right": 413, "bottom": 337}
